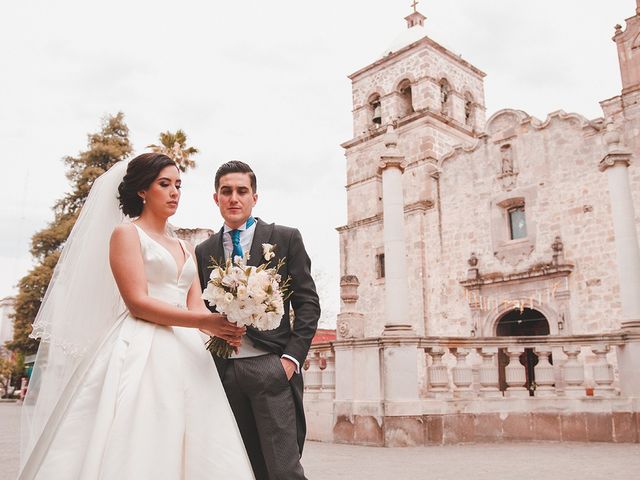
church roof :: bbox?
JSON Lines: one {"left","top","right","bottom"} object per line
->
{"left": 349, "top": 4, "right": 485, "bottom": 80}
{"left": 382, "top": 20, "right": 428, "bottom": 57}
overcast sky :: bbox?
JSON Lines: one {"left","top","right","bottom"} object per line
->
{"left": 0, "top": 0, "right": 633, "bottom": 326}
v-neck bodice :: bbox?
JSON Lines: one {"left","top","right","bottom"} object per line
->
{"left": 133, "top": 224, "right": 195, "bottom": 308}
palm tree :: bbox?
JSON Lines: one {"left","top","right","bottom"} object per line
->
{"left": 148, "top": 129, "right": 198, "bottom": 172}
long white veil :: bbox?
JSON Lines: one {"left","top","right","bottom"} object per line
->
{"left": 21, "top": 161, "right": 129, "bottom": 469}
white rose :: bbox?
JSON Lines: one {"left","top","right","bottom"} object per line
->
{"left": 201, "top": 285, "right": 215, "bottom": 303}
{"left": 224, "top": 292, "right": 235, "bottom": 304}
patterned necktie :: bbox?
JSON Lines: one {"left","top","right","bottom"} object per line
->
{"left": 229, "top": 216, "right": 256, "bottom": 260}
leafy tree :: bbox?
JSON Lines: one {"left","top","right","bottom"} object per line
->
{"left": 0, "top": 356, "right": 21, "bottom": 397}
{"left": 7, "top": 113, "right": 132, "bottom": 356}
{"left": 148, "top": 129, "right": 198, "bottom": 172}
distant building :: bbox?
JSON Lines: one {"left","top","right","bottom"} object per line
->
{"left": 0, "top": 297, "right": 15, "bottom": 358}
{"left": 312, "top": 329, "right": 336, "bottom": 345}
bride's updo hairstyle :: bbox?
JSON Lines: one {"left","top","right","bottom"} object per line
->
{"left": 118, "top": 153, "right": 177, "bottom": 217}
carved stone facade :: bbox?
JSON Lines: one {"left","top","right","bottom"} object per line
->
{"left": 305, "top": 3, "right": 640, "bottom": 446}
{"left": 338, "top": 7, "right": 640, "bottom": 342}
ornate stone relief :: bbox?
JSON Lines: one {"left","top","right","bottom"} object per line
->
{"left": 496, "top": 143, "right": 518, "bottom": 192}
{"left": 460, "top": 235, "right": 574, "bottom": 336}
{"left": 486, "top": 109, "right": 527, "bottom": 136}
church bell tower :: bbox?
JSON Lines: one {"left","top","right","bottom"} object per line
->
{"left": 339, "top": 1, "right": 488, "bottom": 337}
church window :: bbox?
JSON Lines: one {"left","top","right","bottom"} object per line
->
{"left": 491, "top": 192, "right": 536, "bottom": 263}
{"left": 369, "top": 94, "right": 382, "bottom": 126}
{"left": 464, "top": 92, "right": 474, "bottom": 126}
{"left": 376, "top": 253, "right": 386, "bottom": 279}
{"left": 398, "top": 79, "right": 414, "bottom": 117}
{"left": 508, "top": 206, "right": 527, "bottom": 240}
{"left": 439, "top": 79, "right": 450, "bottom": 115}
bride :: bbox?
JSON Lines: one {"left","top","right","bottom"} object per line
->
{"left": 19, "top": 153, "right": 255, "bottom": 479}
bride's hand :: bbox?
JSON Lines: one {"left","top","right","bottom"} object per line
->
{"left": 200, "top": 313, "right": 246, "bottom": 347}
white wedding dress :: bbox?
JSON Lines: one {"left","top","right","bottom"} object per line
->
{"left": 20, "top": 225, "right": 254, "bottom": 479}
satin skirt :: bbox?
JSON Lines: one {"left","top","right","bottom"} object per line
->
{"left": 24, "top": 315, "right": 254, "bottom": 479}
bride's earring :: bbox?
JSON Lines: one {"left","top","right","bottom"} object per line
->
{"left": 142, "top": 198, "right": 146, "bottom": 204}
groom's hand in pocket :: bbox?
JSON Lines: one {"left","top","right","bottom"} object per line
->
{"left": 280, "top": 357, "right": 296, "bottom": 381}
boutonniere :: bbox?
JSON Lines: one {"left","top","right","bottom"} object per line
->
{"left": 262, "top": 243, "right": 276, "bottom": 261}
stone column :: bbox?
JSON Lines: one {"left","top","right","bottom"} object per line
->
{"left": 600, "top": 120, "right": 640, "bottom": 397}
{"left": 377, "top": 125, "right": 422, "bottom": 446}
{"left": 600, "top": 122, "right": 640, "bottom": 329}
{"left": 450, "top": 92, "right": 466, "bottom": 125}
{"left": 378, "top": 124, "right": 413, "bottom": 335}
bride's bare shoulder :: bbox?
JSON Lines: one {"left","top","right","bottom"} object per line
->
{"left": 110, "top": 223, "right": 140, "bottom": 248}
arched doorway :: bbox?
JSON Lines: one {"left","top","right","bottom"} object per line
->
{"left": 496, "top": 308, "right": 550, "bottom": 395}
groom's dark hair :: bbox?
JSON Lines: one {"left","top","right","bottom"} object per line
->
{"left": 215, "top": 161, "right": 257, "bottom": 193}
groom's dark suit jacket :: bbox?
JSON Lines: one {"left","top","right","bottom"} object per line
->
{"left": 194, "top": 217, "right": 321, "bottom": 451}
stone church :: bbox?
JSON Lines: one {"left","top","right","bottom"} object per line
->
{"left": 303, "top": 2, "right": 640, "bottom": 445}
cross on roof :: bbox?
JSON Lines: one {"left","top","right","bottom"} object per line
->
{"left": 411, "top": 0, "right": 419, "bottom": 13}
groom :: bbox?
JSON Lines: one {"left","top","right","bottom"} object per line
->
{"left": 195, "top": 160, "right": 320, "bottom": 480}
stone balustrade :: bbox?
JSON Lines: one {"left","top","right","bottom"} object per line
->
{"left": 305, "top": 334, "right": 626, "bottom": 400}
{"left": 304, "top": 332, "right": 640, "bottom": 445}
{"left": 303, "top": 342, "right": 336, "bottom": 442}
{"left": 303, "top": 342, "right": 335, "bottom": 397}
{"left": 421, "top": 334, "right": 622, "bottom": 399}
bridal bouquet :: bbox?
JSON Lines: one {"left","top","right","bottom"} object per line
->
{"left": 202, "top": 243, "right": 290, "bottom": 358}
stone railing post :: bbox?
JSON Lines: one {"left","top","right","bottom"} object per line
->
{"left": 305, "top": 350, "right": 322, "bottom": 393}
{"left": 533, "top": 348, "right": 556, "bottom": 397}
{"left": 505, "top": 347, "right": 528, "bottom": 398}
{"left": 320, "top": 349, "right": 336, "bottom": 399}
{"left": 451, "top": 348, "right": 474, "bottom": 398}
{"left": 477, "top": 347, "right": 500, "bottom": 398}
{"left": 425, "top": 347, "right": 450, "bottom": 398}
{"left": 562, "top": 345, "right": 585, "bottom": 397}
{"left": 592, "top": 344, "right": 616, "bottom": 397}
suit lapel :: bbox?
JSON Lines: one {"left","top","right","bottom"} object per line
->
{"left": 247, "top": 218, "right": 274, "bottom": 267}
{"left": 208, "top": 227, "right": 225, "bottom": 268}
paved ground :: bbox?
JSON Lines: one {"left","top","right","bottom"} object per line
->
{"left": 303, "top": 441, "right": 640, "bottom": 479}
{"left": 2, "top": 402, "right": 639, "bottom": 479}
{"left": 0, "top": 403, "right": 20, "bottom": 480}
